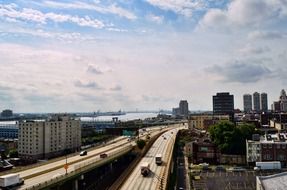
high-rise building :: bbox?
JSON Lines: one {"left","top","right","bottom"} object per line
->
{"left": 280, "top": 89, "right": 287, "bottom": 112}
{"left": 172, "top": 107, "right": 180, "bottom": 115}
{"left": 272, "top": 101, "right": 281, "bottom": 112}
{"left": 243, "top": 94, "right": 252, "bottom": 113}
{"left": 253, "top": 92, "right": 260, "bottom": 112}
{"left": 260, "top": 93, "right": 268, "bottom": 112}
{"left": 213, "top": 92, "right": 234, "bottom": 118}
{"left": 18, "top": 114, "right": 81, "bottom": 162}
{"left": 1, "top": 109, "right": 13, "bottom": 117}
{"left": 179, "top": 100, "right": 189, "bottom": 116}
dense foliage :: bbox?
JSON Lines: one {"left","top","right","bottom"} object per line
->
{"left": 81, "top": 134, "right": 112, "bottom": 145}
{"left": 9, "top": 149, "right": 18, "bottom": 158}
{"left": 136, "top": 139, "right": 146, "bottom": 150}
{"left": 209, "top": 121, "right": 257, "bottom": 155}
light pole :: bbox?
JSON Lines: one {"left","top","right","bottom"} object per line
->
{"left": 65, "top": 149, "right": 68, "bottom": 175}
{"left": 59, "top": 145, "right": 68, "bottom": 175}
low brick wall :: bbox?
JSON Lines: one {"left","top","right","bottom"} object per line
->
{"left": 220, "top": 154, "right": 246, "bottom": 165}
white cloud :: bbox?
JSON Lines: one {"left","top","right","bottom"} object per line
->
{"left": 110, "top": 85, "right": 122, "bottom": 91}
{"left": 146, "top": 13, "right": 164, "bottom": 24}
{"left": 238, "top": 44, "right": 270, "bottom": 55}
{"left": 199, "top": 0, "right": 287, "bottom": 30}
{"left": 107, "top": 28, "right": 128, "bottom": 32}
{"left": 248, "top": 30, "right": 286, "bottom": 40}
{"left": 42, "top": 1, "right": 137, "bottom": 20}
{"left": 87, "top": 64, "right": 112, "bottom": 74}
{"left": 146, "top": 0, "right": 207, "bottom": 17}
{"left": 0, "top": 4, "right": 105, "bottom": 28}
{"left": 206, "top": 60, "right": 272, "bottom": 83}
{"left": 74, "top": 80, "right": 102, "bottom": 89}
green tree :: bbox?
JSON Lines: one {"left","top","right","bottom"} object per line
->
{"left": 9, "top": 149, "right": 18, "bottom": 158}
{"left": 136, "top": 139, "right": 146, "bottom": 150}
{"left": 209, "top": 121, "right": 256, "bottom": 154}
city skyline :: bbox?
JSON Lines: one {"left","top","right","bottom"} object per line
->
{"left": 0, "top": 0, "right": 287, "bottom": 112}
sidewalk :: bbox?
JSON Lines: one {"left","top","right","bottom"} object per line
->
{"left": 184, "top": 155, "right": 191, "bottom": 190}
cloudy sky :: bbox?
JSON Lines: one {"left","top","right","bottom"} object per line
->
{"left": 0, "top": 0, "right": 287, "bottom": 113}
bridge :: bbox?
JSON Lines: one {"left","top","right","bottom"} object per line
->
{"left": 5, "top": 124, "right": 186, "bottom": 190}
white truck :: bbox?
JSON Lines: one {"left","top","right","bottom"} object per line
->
{"left": 155, "top": 154, "right": 162, "bottom": 165}
{"left": 254, "top": 161, "right": 281, "bottom": 171}
{"left": 0, "top": 173, "right": 24, "bottom": 189}
{"left": 140, "top": 162, "right": 150, "bottom": 177}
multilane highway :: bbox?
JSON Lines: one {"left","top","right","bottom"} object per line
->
{"left": 120, "top": 128, "right": 178, "bottom": 190}
{"left": 12, "top": 125, "right": 172, "bottom": 189}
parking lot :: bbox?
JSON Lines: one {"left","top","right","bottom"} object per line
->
{"left": 192, "top": 170, "right": 282, "bottom": 190}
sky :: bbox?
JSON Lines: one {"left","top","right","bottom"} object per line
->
{"left": 0, "top": 0, "right": 287, "bottom": 113}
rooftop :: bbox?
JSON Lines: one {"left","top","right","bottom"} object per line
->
{"left": 257, "top": 172, "right": 287, "bottom": 190}
{"left": 248, "top": 133, "right": 287, "bottom": 143}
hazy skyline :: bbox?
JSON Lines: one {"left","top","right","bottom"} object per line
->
{"left": 0, "top": 0, "right": 287, "bottom": 112}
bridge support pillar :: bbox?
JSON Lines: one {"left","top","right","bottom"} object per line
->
{"left": 73, "top": 179, "right": 78, "bottom": 190}
{"left": 110, "top": 162, "right": 113, "bottom": 171}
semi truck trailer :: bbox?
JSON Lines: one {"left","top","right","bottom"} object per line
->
{"left": 0, "top": 173, "right": 24, "bottom": 189}
{"left": 254, "top": 161, "right": 281, "bottom": 170}
{"left": 141, "top": 162, "right": 150, "bottom": 177}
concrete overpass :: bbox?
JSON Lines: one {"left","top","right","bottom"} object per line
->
{"left": 4, "top": 124, "right": 186, "bottom": 190}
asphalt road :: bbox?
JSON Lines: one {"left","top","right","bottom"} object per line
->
{"left": 10, "top": 126, "right": 168, "bottom": 189}
{"left": 176, "top": 149, "right": 186, "bottom": 190}
{"left": 120, "top": 128, "right": 179, "bottom": 190}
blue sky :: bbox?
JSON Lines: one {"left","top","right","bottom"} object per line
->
{"left": 0, "top": 0, "right": 287, "bottom": 112}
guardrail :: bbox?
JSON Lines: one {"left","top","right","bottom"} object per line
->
{"left": 21, "top": 141, "right": 130, "bottom": 180}
{"left": 0, "top": 137, "right": 125, "bottom": 177}
{"left": 22, "top": 145, "right": 133, "bottom": 190}
{"left": 156, "top": 131, "right": 177, "bottom": 190}
{"left": 107, "top": 130, "right": 168, "bottom": 190}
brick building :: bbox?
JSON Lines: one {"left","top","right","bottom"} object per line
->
{"left": 187, "top": 139, "right": 220, "bottom": 164}
{"left": 247, "top": 133, "right": 287, "bottom": 166}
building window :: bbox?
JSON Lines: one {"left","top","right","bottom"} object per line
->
{"left": 277, "top": 144, "right": 281, "bottom": 149}
{"left": 282, "top": 144, "right": 286, "bottom": 149}
{"left": 263, "top": 144, "right": 267, "bottom": 148}
{"left": 266, "top": 154, "right": 272, "bottom": 160}
{"left": 268, "top": 144, "right": 273, "bottom": 149}
{"left": 278, "top": 154, "right": 286, "bottom": 161}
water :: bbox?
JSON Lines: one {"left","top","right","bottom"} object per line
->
{"left": 80, "top": 112, "right": 158, "bottom": 122}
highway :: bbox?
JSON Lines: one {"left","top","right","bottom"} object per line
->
{"left": 19, "top": 143, "right": 133, "bottom": 189}
{"left": 120, "top": 128, "right": 178, "bottom": 190}
{"left": 11, "top": 125, "right": 171, "bottom": 189}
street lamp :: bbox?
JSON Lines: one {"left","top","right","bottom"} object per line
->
{"left": 64, "top": 149, "right": 68, "bottom": 175}
{"left": 59, "top": 145, "right": 68, "bottom": 175}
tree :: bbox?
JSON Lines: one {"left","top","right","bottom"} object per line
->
{"left": 209, "top": 121, "right": 256, "bottom": 155}
{"left": 136, "top": 139, "right": 146, "bottom": 150}
{"left": 9, "top": 149, "right": 18, "bottom": 158}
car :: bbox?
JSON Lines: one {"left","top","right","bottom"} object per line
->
{"left": 100, "top": 153, "right": 108, "bottom": 158}
{"left": 215, "top": 165, "right": 226, "bottom": 172}
{"left": 199, "top": 163, "right": 209, "bottom": 167}
{"left": 79, "top": 151, "right": 87, "bottom": 156}
{"left": 228, "top": 167, "right": 246, "bottom": 172}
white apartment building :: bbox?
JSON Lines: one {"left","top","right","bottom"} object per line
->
{"left": 246, "top": 140, "right": 261, "bottom": 163}
{"left": 18, "top": 114, "right": 81, "bottom": 162}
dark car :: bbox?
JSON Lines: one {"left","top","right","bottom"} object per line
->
{"left": 215, "top": 165, "right": 226, "bottom": 172}
{"left": 100, "top": 153, "right": 108, "bottom": 158}
{"left": 80, "top": 151, "right": 87, "bottom": 156}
